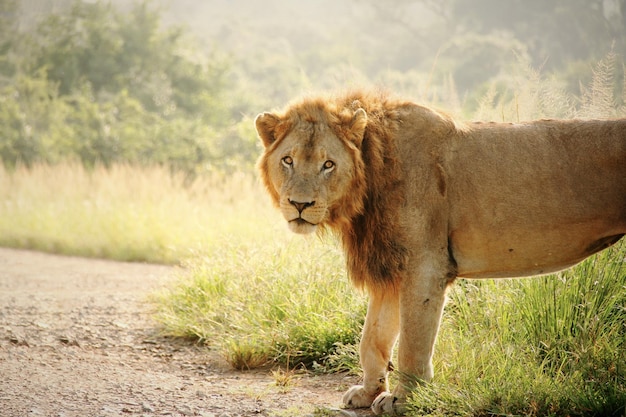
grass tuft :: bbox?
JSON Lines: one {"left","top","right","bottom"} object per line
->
{"left": 152, "top": 238, "right": 367, "bottom": 369}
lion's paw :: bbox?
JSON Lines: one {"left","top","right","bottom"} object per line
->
{"left": 371, "top": 391, "right": 405, "bottom": 416}
{"left": 342, "top": 385, "right": 382, "bottom": 409}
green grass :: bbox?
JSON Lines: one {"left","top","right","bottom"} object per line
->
{"left": 152, "top": 236, "right": 366, "bottom": 370}
{"left": 408, "top": 241, "right": 626, "bottom": 417}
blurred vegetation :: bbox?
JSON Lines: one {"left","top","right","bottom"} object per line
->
{"left": 1, "top": 0, "right": 624, "bottom": 175}
{"left": 0, "top": 0, "right": 257, "bottom": 174}
{"left": 0, "top": 163, "right": 275, "bottom": 263}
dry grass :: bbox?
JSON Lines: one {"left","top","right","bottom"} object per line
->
{"left": 0, "top": 162, "right": 282, "bottom": 263}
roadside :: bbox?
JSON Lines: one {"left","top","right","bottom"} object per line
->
{"left": 0, "top": 248, "right": 366, "bottom": 417}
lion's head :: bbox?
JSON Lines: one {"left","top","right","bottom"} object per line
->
{"left": 255, "top": 98, "right": 368, "bottom": 234}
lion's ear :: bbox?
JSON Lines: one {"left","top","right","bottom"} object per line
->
{"left": 349, "top": 108, "right": 368, "bottom": 147}
{"left": 255, "top": 112, "right": 281, "bottom": 148}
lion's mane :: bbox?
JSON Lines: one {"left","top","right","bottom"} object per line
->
{"left": 259, "top": 90, "right": 457, "bottom": 289}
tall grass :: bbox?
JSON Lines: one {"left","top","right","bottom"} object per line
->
{"left": 411, "top": 241, "right": 626, "bottom": 417}
{"left": 152, "top": 237, "right": 366, "bottom": 370}
{"left": 0, "top": 162, "right": 279, "bottom": 263}
{"left": 470, "top": 50, "right": 625, "bottom": 121}
{"left": 0, "top": 160, "right": 367, "bottom": 371}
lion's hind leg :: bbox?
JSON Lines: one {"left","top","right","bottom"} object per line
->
{"left": 343, "top": 289, "right": 400, "bottom": 409}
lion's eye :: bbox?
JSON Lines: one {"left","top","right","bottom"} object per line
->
{"left": 323, "top": 160, "right": 335, "bottom": 172}
{"left": 282, "top": 156, "right": 293, "bottom": 167}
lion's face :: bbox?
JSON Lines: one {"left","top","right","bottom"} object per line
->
{"left": 256, "top": 107, "right": 368, "bottom": 234}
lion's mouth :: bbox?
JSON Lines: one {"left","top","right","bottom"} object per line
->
{"left": 288, "top": 218, "right": 318, "bottom": 234}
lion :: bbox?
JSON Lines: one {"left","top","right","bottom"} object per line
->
{"left": 255, "top": 90, "right": 626, "bottom": 415}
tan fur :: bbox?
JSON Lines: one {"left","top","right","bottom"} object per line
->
{"left": 255, "top": 90, "right": 626, "bottom": 415}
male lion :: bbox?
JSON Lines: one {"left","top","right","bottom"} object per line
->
{"left": 255, "top": 90, "right": 626, "bottom": 415}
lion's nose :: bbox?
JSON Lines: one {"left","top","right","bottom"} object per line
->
{"left": 289, "top": 199, "right": 315, "bottom": 214}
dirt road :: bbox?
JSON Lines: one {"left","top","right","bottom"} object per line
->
{"left": 0, "top": 248, "right": 365, "bottom": 417}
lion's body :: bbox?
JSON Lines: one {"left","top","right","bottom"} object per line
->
{"left": 255, "top": 91, "right": 626, "bottom": 415}
{"left": 448, "top": 120, "right": 625, "bottom": 278}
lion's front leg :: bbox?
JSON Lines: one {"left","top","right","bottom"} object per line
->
{"left": 342, "top": 288, "right": 399, "bottom": 409}
{"left": 370, "top": 262, "right": 451, "bottom": 415}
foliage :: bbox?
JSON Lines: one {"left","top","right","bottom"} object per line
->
{"left": 0, "top": 0, "right": 626, "bottom": 174}
{"left": 448, "top": 0, "right": 626, "bottom": 70}
{"left": 26, "top": 1, "right": 230, "bottom": 121}
{"left": 463, "top": 50, "right": 626, "bottom": 120}
{"left": 0, "top": 0, "right": 18, "bottom": 78}
{"left": 0, "top": 0, "right": 250, "bottom": 173}
{"left": 359, "top": 0, "right": 626, "bottom": 95}
{"left": 1, "top": 0, "right": 625, "bottom": 172}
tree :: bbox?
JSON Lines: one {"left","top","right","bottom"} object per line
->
{"left": 0, "top": 1, "right": 240, "bottom": 172}
{"left": 27, "top": 1, "right": 231, "bottom": 125}
{"left": 449, "top": 0, "right": 625, "bottom": 69}
{"left": 356, "top": 0, "right": 625, "bottom": 94}
{"left": 0, "top": 0, "right": 19, "bottom": 79}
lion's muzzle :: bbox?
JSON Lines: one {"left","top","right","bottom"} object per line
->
{"left": 281, "top": 198, "right": 327, "bottom": 234}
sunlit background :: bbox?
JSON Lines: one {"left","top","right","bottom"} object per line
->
{"left": 1, "top": 2, "right": 624, "bottom": 415}
{"left": 2, "top": 0, "right": 625, "bottom": 173}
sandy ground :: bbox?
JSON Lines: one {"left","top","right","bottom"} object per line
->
{"left": 0, "top": 248, "right": 370, "bottom": 417}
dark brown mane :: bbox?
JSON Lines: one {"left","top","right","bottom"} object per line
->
{"left": 332, "top": 91, "right": 410, "bottom": 290}
{"left": 281, "top": 90, "right": 413, "bottom": 289}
